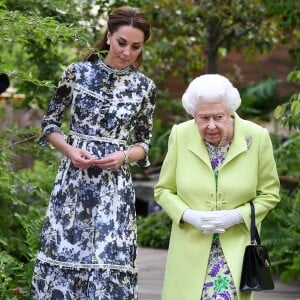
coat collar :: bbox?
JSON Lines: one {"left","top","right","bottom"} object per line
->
{"left": 187, "top": 113, "right": 249, "bottom": 169}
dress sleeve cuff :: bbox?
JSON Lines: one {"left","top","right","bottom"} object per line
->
{"left": 38, "top": 124, "right": 66, "bottom": 148}
{"left": 129, "top": 142, "right": 151, "bottom": 168}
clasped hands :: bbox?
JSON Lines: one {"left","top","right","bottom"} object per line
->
{"left": 68, "top": 147, "right": 125, "bottom": 171}
{"left": 182, "top": 208, "right": 243, "bottom": 234}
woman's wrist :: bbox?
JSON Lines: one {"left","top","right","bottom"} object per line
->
{"left": 123, "top": 149, "right": 130, "bottom": 164}
{"left": 122, "top": 145, "right": 146, "bottom": 165}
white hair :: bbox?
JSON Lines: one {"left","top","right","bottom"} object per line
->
{"left": 182, "top": 74, "right": 241, "bottom": 116}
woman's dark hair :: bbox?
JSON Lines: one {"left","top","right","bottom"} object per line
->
{"left": 85, "top": 6, "right": 151, "bottom": 69}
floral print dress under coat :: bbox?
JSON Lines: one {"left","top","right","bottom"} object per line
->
{"left": 30, "top": 60, "right": 156, "bottom": 299}
{"left": 201, "top": 143, "right": 238, "bottom": 300}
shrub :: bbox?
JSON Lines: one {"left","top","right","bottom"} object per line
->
{"left": 262, "top": 187, "right": 300, "bottom": 282}
{"left": 0, "top": 126, "right": 57, "bottom": 299}
{"left": 137, "top": 211, "right": 171, "bottom": 249}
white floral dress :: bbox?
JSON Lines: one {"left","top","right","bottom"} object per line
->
{"left": 30, "top": 60, "right": 156, "bottom": 299}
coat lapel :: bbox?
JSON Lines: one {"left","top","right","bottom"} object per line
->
{"left": 187, "top": 122, "right": 212, "bottom": 170}
{"left": 223, "top": 113, "right": 249, "bottom": 166}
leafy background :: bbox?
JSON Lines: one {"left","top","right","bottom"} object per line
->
{"left": 0, "top": 0, "right": 299, "bottom": 298}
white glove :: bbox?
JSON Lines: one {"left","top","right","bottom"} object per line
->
{"left": 206, "top": 209, "right": 244, "bottom": 231}
{"left": 182, "top": 209, "right": 225, "bottom": 234}
{"left": 222, "top": 209, "right": 243, "bottom": 228}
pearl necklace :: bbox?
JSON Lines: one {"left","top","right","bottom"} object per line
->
{"left": 218, "top": 117, "right": 234, "bottom": 147}
{"left": 218, "top": 130, "right": 228, "bottom": 147}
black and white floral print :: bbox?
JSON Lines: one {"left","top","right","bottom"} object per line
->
{"left": 31, "top": 60, "right": 156, "bottom": 299}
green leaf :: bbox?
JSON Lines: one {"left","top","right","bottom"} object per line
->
{"left": 274, "top": 104, "right": 286, "bottom": 119}
{"left": 291, "top": 100, "right": 300, "bottom": 116}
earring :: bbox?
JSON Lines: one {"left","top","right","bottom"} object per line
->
{"left": 107, "top": 40, "right": 110, "bottom": 45}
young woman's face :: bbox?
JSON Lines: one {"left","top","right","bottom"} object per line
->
{"left": 194, "top": 101, "right": 232, "bottom": 146}
{"left": 105, "top": 25, "right": 144, "bottom": 69}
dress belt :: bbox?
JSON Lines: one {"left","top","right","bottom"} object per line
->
{"left": 69, "top": 130, "right": 127, "bottom": 146}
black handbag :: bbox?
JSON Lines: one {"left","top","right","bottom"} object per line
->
{"left": 240, "top": 201, "right": 274, "bottom": 291}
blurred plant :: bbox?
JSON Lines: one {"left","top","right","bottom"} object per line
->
{"left": 274, "top": 70, "right": 300, "bottom": 131}
{"left": 0, "top": 0, "right": 111, "bottom": 109}
{"left": 238, "top": 77, "right": 289, "bottom": 118}
{"left": 137, "top": 211, "right": 171, "bottom": 249}
{"left": 0, "top": 126, "right": 58, "bottom": 298}
{"left": 273, "top": 132, "right": 300, "bottom": 177}
{"left": 262, "top": 188, "right": 300, "bottom": 282}
{"left": 148, "top": 90, "right": 188, "bottom": 167}
{"left": 261, "top": 67, "right": 300, "bottom": 282}
{"left": 273, "top": 69, "right": 300, "bottom": 178}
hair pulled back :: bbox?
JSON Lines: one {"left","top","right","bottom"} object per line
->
{"left": 85, "top": 6, "right": 150, "bottom": 69}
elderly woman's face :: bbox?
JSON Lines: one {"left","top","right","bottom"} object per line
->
{"left": 194, "top": 101, "right": 232, "bottom": 146}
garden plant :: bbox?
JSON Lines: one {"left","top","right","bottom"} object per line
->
{"left": 0, "top": 0, "right": 299, "bottom": 298}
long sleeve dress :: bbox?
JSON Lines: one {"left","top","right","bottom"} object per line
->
{"left": 30, "top": 59, "right": 156, "bottom": 300}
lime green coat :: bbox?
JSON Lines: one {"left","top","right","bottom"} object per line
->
{"left": 154, "top": 113, "right": 280, "bottom": 300}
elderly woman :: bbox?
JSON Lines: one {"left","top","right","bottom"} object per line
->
{"left": 154, "top": 74, "right": 280, "bottom": 300}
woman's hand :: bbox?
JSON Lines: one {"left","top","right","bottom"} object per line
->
{"left": 190, "top": 209, "right": 243, "bottom": 234}
{"left": 67, "top": 147, "right": 94, "bottom": 169}
{"left": 46, "top": 132, "right": 94, "bottom": 169}
{"left": 182, "top": 209, "right": 225, "bottom": 234}
{"left": 93, "top": 151, "right": 126, "bottom": 171}
{"left": 68, "top": 147, "right": 94, "bottom": 169}
{"left": 207, "top": 209, "right": 243, "bottom": 231}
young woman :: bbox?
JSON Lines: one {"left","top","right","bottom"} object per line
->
{"left": 31, "top": 6, "right": 156, "bottom": 299}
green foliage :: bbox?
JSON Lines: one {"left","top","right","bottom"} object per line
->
{"left": 0, "top": 251, "right": 26, "bottom": 299}
{"left": 149, "top": 120, "right": 171, "bottom": 167}
{"left": 0, "top": 0, "right": 299, "bottom": 291}
{"left": 0, "top": 211, "right": 45, "bottom": 299}
{"left": 0, "top": 126, "right": 58, "bottom": 299}
{"left": 149, "top": 90, "right": 188, "bottom": 166}
{"left": 238, "top": 77, "right": 287, "bottom": 118}
{"left": 263, "top": 0, "right": 300, "bottom": 64}
{"left": 274, "top": 70, "right": 300, "bottom": 131}
{"left": 273, "top": 69, "right": 300, "bottom": 177}
{"left": 137, "top": 211, "right": 171, "bottom": 249}
{"left": 263, "top": 0, "right": 300, "bottom": 30}
{"left": 273, "top": 133, "right": 300, "bottom": 177}
{"left": 0, "top": 0, "right": 111, "bottom": 108}
{"left": 2, "top": 0, "right": 298, "bottom": 107}
{"left": 264, "top": 68, "right": 300, "bottom": 282}
{"left": 262, "top": 188, "right": 300, "bottom": 282}
{"left": 111, "top": 0, "right": 282, "bottom": 79}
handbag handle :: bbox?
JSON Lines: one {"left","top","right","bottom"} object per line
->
{"left": 250, "top": 201, "right": 261, "bottom": 245}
